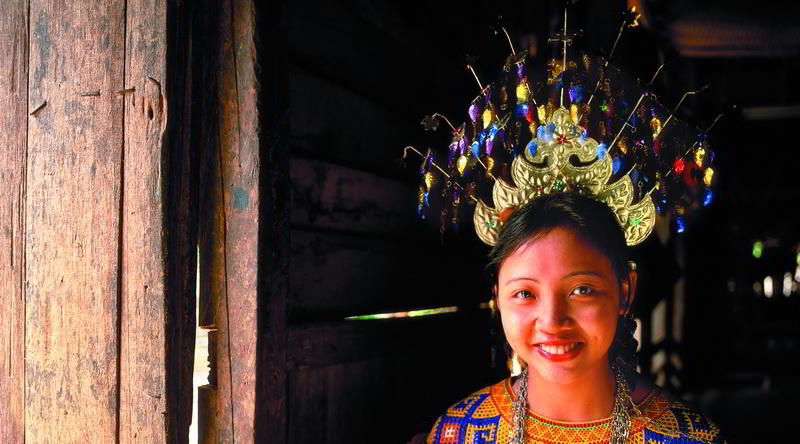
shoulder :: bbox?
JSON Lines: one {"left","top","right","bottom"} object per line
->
{"left": 635, "top": 386, "right": 727, "bottom": 444}
{"left": 426, "top": 379, "right": 511, "bottom": 444}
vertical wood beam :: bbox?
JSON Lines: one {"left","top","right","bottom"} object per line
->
{"left": 215, "top": 0, "right": 261, "bottom": 440}
{"left": 121, "top": 1, "right": 197, "bottom": 442}
{"left": 25, "top": 1, "right": 124, "bottom": 442}
{"left": 197, "top": 0, "right": 289, "bottom": 442}
{"left": 119, "top": 0, "right": 169, "bottom": 442}
{"left": 0, "top": 2, "right": 29, "bottom": 443}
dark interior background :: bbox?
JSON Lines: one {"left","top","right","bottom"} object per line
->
{"left": 279, "top": 1, "right": 800, "bottom": 442}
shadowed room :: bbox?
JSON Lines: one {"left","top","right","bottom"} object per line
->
{"left": 1, "top": 0, "right": 799, "bottom": 443}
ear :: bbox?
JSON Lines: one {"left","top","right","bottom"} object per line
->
{"left": 619, "top": 268, "right": 638, "bottom": 315}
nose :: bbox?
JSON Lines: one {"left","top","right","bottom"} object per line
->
{"left": 536, "top": 294, "right": 571, "bottom": 332}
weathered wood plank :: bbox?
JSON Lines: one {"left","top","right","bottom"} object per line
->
{"left": 120, "top": 0, "right": 198, "bottom": 442}
{"left": 0, "top": 2, "right": 28, "bottom": 443}
{"left": 205, "top": 0, "right": 271, "bottom": 442}
{"left": 197, "top": 384, "right": 218, "bottom": 444}
{"left": 198, "top": 330, "right": 219, "bottom": 444}
{"left": 289, "top": 229, "right": 487, "bottom": 321}
{"left": 287, "top": 314, "right": 489, "bottom": 368}
{"left": 291, "top": 157, "right": 415, "bottom": 235}
{"left": 286, "top": 320, "right": 499, "bottom": 444}
{"left": 287, "top": 64, "right": 416, "bottom": 177}
{"left": 25, "top": 1, "right": 125, "bottom": 442}
{"left": 287, "top": 366, "right": 328, "bottom": 443}
{"left": 119, "top": 1, "right": 168, "bottom": 442}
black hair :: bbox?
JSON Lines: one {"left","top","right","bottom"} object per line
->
{"left": 487, "top": 192, "right": 629, "bottom": 284}
{"left": 486, "top": 192, "right": 639, "bottom": 382}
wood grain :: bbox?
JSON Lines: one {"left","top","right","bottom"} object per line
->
{"left": 291, "top": 157, "right": 414, "bottom": 236}
{"left": 289, "top": 229, "right": 488, "bottom": 321}
{"left": 204, "top": 0, "right": 266, "bottom": 441}
{"left": 25, "top": 1, "right": 125, "bottom": 442}
{"left": 287, "top": 315, "right": 488, "bottom": 368}
{"left": 119, "top": 0, "right": 170, "bottom": 442}
{"left": 286, "top": 316, "right": 498, "bottom": 444}
{"left": 0, "top": 2, "right": 28, "bottom": 442}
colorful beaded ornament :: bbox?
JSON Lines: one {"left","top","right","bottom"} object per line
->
{"left": 404, "top": 7, "right": 720, "bottom": 246}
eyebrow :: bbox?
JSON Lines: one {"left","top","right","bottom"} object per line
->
{"left": 502, "top": 270, "right": 603, "bottom": 286}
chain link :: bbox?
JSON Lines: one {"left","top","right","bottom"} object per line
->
{"left": 511, "top": 364, "right": 632, "bottom": 444}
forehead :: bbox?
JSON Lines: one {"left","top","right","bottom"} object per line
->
{"left": 497, "top": 226, "right": 614, "bottom": 280}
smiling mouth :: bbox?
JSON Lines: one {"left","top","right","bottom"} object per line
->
{"left": 535, "top": 342, "right": 584, "bottom": 360}
{"left": 539, "top": 342, "right": 579, "bottom": 354}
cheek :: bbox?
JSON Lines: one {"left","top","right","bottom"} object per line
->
{"left": 575, "top": 304, "right": 618, "bottom": 343}
{"left": 499, "top": 306, "right": 531, "bottom": 345}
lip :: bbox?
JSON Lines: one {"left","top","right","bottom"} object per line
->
{"left": 535, "top": 342, "right": 584, "bottom": 362}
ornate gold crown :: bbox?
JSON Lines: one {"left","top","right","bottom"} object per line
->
{"left": 405, "top": 7, "right": 718, "bottom": 247}
{"left": 473, "top": 106, "right": 655, "bottom": 246}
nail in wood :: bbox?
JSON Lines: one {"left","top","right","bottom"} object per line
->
{"left": 30, "top": 101, "right": 47, "bottom": 116}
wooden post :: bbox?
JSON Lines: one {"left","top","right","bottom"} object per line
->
{"left": 0, "top": 1, "right": 196, "bottom": 442}
{"left": 119, "top": 0, "right": 198, "bottom": 442}
{"left": 0, "top": 2, "right": 28, "bottom": 443}
{"left": 197, "top": 0, "right": 289, "bottom": 442}
{"left": 25, "top": 2, "right": 126, "bottom": 441}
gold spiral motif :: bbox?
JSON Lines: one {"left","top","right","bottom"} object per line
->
{"left": 474, "top": 107, "right": 655, "bottom": 246}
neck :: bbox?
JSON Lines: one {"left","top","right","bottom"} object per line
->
{"left": 524, "top": 361, "right": 616, "bottom": 422}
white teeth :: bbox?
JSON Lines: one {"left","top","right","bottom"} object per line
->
{"left": 540, "top": 342, "right": 579, "bottom": 355}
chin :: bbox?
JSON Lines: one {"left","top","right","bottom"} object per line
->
{"left": 529, "top": 362, "right": 586, "bottom": 385}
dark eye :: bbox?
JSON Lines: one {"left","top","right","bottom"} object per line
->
{"left": 572, "top": 286, "right": 594, "bottom": 296}
{"left": 514, "top": 290, "right": 534, "bottom": 299}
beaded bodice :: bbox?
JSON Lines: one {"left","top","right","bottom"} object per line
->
{"left": 427, "top": 379, "right": 725, "bottom": 444}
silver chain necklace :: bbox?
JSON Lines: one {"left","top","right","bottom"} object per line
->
{"left": 510, "top": 364, "right": 634, "bottom": 444}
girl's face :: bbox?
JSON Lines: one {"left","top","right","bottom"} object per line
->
{"left": 495, "top": 226, "right": 634, "bottom": 385}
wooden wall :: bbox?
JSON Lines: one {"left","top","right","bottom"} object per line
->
{"left": 278, "top": 2, "right": 504, "bottom": 443}
{"left": 195, "top": 0, "right": 276, "bottom": 442}
{"left": 1, "top": 1, "right": 507, "bottom": 443}
{"left": 0, "top": 1, "right": 196, "bottom": 442}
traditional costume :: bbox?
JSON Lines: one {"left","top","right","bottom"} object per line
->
{"left": 427, "top": 379, "right": 725, "bottom": 444}
{"left": 404, "top": 5, "right": 724, "bottom": 443}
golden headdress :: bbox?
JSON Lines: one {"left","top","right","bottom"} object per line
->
{"left": 406, "top": 7, "right": 718, "bottom": 247}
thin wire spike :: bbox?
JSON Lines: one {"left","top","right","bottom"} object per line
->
{"left": 664, "top": 112, "right": 723, "bottom": 179}
{"left": 501, "top": 26, "right": 516, "bottom": 55}
{"left": 402, "top": 146, "right": 478, "bottom": 202}
{"left": 403, "top": 146, "right": 451, "bottom": 179}
{"left": 475, "top": 157, "right": 496, "bottom": 180}
{"left": 648, "top": 62, "right": 667, "bottom": 86}
{"left": 664, "top": 141, "right": 700, "bottom": 178}
{"left": 607, "top": 22, "right": 627, "bottom": 64}
{"left": 431, "top": 113, "right": 457, "bottom": 132}
{"left": 659, "top": 84, "right": 711, "bottom": 137}
{"left": 607, "top": 93, "right": 647, "bottom": 154}
{"left": 466, "top": 65, "right": 484, "bottom": 91}
{"left": 704, "top": 113, "right": 725, "bottom": 133}
{"left": 587, "top": 18, "right": 628, "bottom": 106}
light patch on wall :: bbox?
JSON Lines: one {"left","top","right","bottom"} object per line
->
{"left": 345, "top": 305, "right": 459, "bottom": 320}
